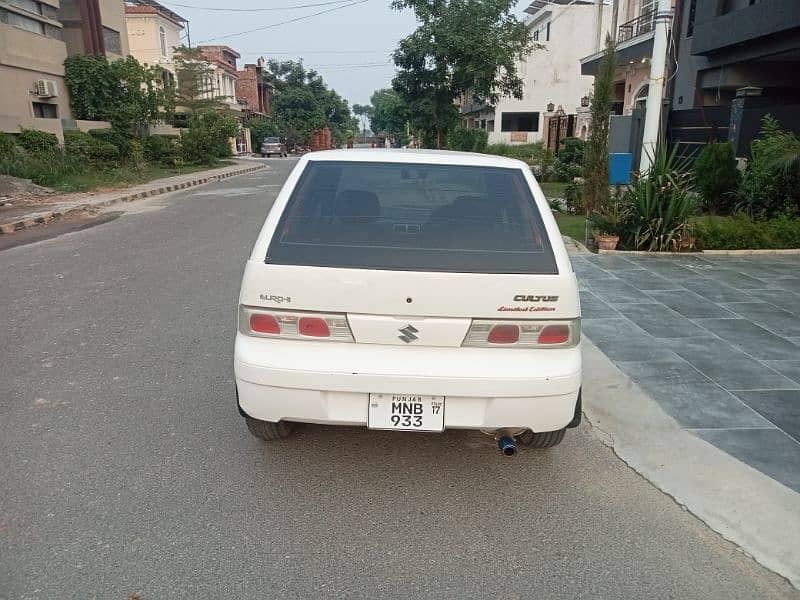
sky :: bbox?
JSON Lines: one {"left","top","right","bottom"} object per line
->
{"left": 158, "top": 0, "right": 420, "bottom": 107}
{"left": 160, "top": 0, "right": 535, "bottom": 108}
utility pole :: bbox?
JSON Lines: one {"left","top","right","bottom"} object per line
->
{"left": 639, "top": 0, "right": 673, "bottom": 173}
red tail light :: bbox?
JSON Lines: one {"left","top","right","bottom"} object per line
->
{"left": 240, "top": 306, "right": 354, "bottom": 342}
{"left": 250, "top": 313, "right": 280, "bottom": 334}
{"left": 463, "top": 319, "right": 580, "bottom": 348}
{"left": 298, "top": 317, "right": 330, "bottom": 338}
{"left": 488, "top": 324, "right": 520, "bottom": 344}
{"left": 538, "top": 324, "right": 570, "bottom": 345}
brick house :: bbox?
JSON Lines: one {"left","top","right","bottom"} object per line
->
{"left": 235, "top": 57, "right": 271, "bottom": 117}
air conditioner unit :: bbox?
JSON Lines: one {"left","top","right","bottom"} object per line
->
{"left": 36, "top": 79, "right": 58, "bottom": 98}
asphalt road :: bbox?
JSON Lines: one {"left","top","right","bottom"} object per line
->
{"left": 0, "top": 159, "right": 796, "bottom": 600}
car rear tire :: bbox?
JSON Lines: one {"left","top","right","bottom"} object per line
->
{"left": 518, "top": 428, "right": 566, "bottom": 448}
{"left": 245, "top": 416, "right": 294, "bottom": 441}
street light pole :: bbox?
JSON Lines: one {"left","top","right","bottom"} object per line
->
{"left": 638, "top": 0, "right": 673, "bottom": 174}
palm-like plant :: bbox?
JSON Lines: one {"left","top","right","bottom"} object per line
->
{"left": 624, "top": 145, "right": 696, "bottom": 251}
{"left": 766, "top": 131, "right": 800, "bottom": 176}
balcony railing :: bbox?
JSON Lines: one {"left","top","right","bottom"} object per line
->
{"left": 617, "top": 10, "right": 656, "bottom": 43}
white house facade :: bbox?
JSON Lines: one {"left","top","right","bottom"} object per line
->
{"left": 463, "top": 0, "right": 611, "bottom": 145}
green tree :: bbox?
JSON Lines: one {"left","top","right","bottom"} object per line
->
{"left": 174, "top": 46, "right": 225, "bottom": 113}
{"left": 583, "top": 34, "right": 617, "bottom": 217}
{"left": 738, "top": 115, "right": 800, "bottom": 219}
{"left": 368, "top": 89, "right": 407, "bottom": 144}
{"left": 181, "top": 111, "right": 239, "bottom": 165}
{"left": 64, "top": 54, "right": 173, "bottom": 136}
{"left": 248, "top": 117, "right": 281, "bottom": 151}
{"left": 63, "top": 55, "right": 116, "bottom": 121}
{"left": 108, "top": 56, "right": 174, "bottom": 137}
{"left": 391, "top": 0, "right": 535, "bottom": 148}
{"left": 262, "top": 60, "right": 358, "bottom": 147}
{"left": 271, "top": 86, "right": 326, "bottom": 148}
{"left": 692, "top": 141, "right": 740, "bottom": 214}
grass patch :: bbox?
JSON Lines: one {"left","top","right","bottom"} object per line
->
{"left": 540, "top": 181, "right": 568, "bottom": 198}
{"left": 555, "top": 213, "right": 588, "bottom": 242}
{"left": 53, "top": 163, "right": 226, "bottom": 193}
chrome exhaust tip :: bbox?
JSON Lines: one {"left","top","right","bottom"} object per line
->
{"left": 498, "top": 435, "right": 518, "bottom": 457}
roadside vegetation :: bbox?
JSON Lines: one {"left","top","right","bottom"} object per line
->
{"left": 568, "top": 115, "right": 800, "bottom": 251}
{"left": 0, "top": 53, "right": 240, "bottom": 192}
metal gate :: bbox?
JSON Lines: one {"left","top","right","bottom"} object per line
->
{"left": 546, "top": 114, "right": 576, "bottom": 155}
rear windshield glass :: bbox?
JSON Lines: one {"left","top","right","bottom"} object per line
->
{"left": 264, "top": 137, "right": 280, "bottom": 144}
{"left": 266, "top": 160, "right": 557, "bottom": 274}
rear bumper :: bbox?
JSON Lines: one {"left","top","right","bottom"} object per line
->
{"left": 234, "top": 335, "right": 582, "bottom": 432}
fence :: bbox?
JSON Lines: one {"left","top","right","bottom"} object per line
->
{"left": 667, "top": 106, "right": 731, "bottom": 159}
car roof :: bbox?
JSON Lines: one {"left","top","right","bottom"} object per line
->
{"left": 304, "top": 148, "right": 529, "bottom": 169}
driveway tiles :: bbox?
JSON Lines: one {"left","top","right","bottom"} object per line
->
{"left": 722, "top": 302, "right": 800, "bottom": 337}
{"left": 576, "top": 253, "right": 800, "bottom": 492}
{"left": 694, "top": 318, "right": 800, "bottom": 360}
{"left": 692, "top": 429, "right": 800, "bottom": 493}
{"left": 646, "top": 290, "right": 736, "bottom": 318}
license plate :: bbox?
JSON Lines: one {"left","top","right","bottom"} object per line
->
{"left": 368, "top": 394, "right": 445, "bottom": 432}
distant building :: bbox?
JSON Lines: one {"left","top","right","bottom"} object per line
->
{"left": 196, "top": 45, "right": 242, "bottom": 112}
{"left": 124, "top": 0, "right": 187, "bottom": 85}
{"left": 462, "top": 0, "right": 610, "bottom": 145}
{"left": 58, "top": 0, "right": 130, "bottom": 61}
{"left": 0, "top": 0, "right": 70, "bottom": 139}
{"left": 236, "top": 58, "right": 272, "bottom": 117}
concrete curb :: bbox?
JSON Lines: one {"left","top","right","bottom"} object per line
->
{"left": 581, "top": 337, "right": 800, "bottom": 589}
{"left": 0, "top": 163, "right": 267, "bottom": 235}
{"left": 562, "top": 235, "right": 592, "bottom": 254}
{"left": 598, "top": 248, "right": 800, "bottom": 255}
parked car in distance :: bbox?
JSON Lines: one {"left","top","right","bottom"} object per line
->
{"left": 260, "top": 137, "right": 287, "bottom": 158}
{"left": 234, "top": 149, "right": 582, "bottom": 456}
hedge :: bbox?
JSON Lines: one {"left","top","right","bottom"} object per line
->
{"left": 694, "top": 215, "right": 800, "bottom": 250}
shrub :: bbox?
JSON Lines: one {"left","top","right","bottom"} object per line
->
{"left": 694, "top": 215, "right": 800, "bottom": 250}
{"left": 0, "top": 150, "right": 83, "bottom": 186}
{"left": 485, "top": 143, "right": 540, "bottom": 160}
{"left": 88, "top": 128, "right": 131, "bottom": 158}
{"left": 692, "top": 141, "right": 740, "bottom": 214}
{"left": 143, "top": 135, "right": 180, "bottom": 164}
{"left": 181, "top": 111, "right": 239, "bottom": 165}
{"left": 737, "top": 115, "right": 800, "bottom": 219}
{"left": 17, "top": 129, "right": 59, "bottom": 155}
{"left": 63, "top": 130, "right": 92, "bottom": 160}
{"left": 589, "top": 193, "right": 629, "bottom": 237}
{"left": 620, "top": 145, "right": 696, "bottom": 251}
{"left": 564, "top": 181, "right": 584, "bottom": 215}
{"left": 0, "top": 132, "right": 18, "bottom": 157}
{"left": 446, "top": 127, "right": 489, "bottom": 153}
{"left": 533, "top": 147, "right": 556, "bottom": 182}
{"left": 88, "top": 141, "right": 120, "bottom": 163}
{"left": 553, "top": 137, "right": 584, "bottom": 182}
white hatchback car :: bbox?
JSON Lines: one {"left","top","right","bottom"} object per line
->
{"left": 234, "top": 149, "right": 581, "bottom": 455}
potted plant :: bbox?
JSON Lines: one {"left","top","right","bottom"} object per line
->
{"left": 595, "top": 231, "right": 620, "bottom": 251}
{"left": 590, "top": 196, "right": 629, "bottom": 251}
{"left": 670, "top": 223, "right": 696, "bottom": 252}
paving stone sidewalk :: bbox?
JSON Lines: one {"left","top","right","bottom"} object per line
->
{"left": 0, "top": 161, "right": 267, "bottom": 234}
{"left": 574, "top": 253, "right": 800, "bottom": 492}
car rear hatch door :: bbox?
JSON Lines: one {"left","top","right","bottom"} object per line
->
{"left": 240, "top": 159, "right": 577, "bottom": 348}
